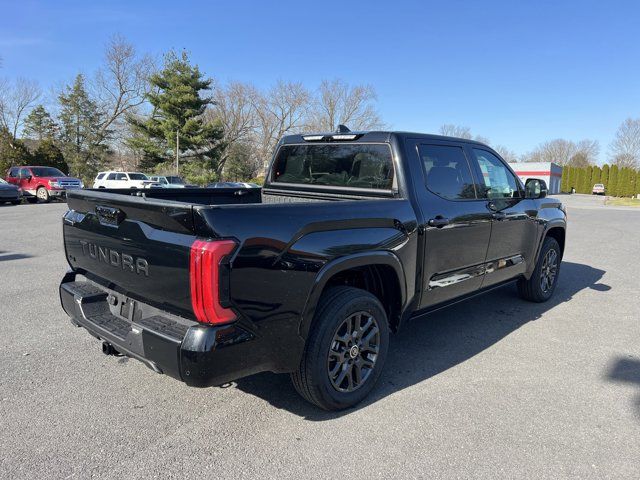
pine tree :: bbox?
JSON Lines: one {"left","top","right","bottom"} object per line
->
{"left": 23, "top": 105, "right": 58, "bottom": 141}
{"left": 568, "top": 166, "right": 577, "bottom": 192}
{"left": 576, "top": 168, "right": 585, "bottom": 193}
{"left": 609, "top": 165, "right": 619, "bottom": 196}
{"left": 0, "top": 127, "right": 32, "bottom": 174}
{"left": 601, "top": 164, "right": 610, "bottom": 190}
{"left": 592, "top": 166, "right": 601, "bottom": 187}
{"left": 584, "top": 166, "right": 593, "bottom": 193}
{"left": 561, "top": 167, "right": 570, "bottom": 192}
{"left": 127, "top": 50, "right": 223, "bottom": 180}
{"left": 635, "top": 170, "right": 640, "bottom": 196}
{"left": 33, "top": 139, "right": 67, "bottom": 172}
{"left": 618, "top": 168, "right": 628, "bottom": 197}
{"left": 58, "top": 74, "right": 108, "bottom": 182}
{"left": 631, "top": 169, "right": 638, "bottom": 196}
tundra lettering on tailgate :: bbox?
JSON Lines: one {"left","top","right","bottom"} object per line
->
{"left": 79, "top": 240, "right": 149, "bottom": 276}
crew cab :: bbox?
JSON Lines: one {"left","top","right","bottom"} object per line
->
{"left": 6, "top": 166, "right": 82, "bottom": 203}
{"left": 60, "top": 129, "right": 567, "bottom": 410}
{"left": 92, "top": 171, "right": 159, "bottom": 189}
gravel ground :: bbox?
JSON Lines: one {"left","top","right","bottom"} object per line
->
{"left": 0, "top": 194, "right": 638, "bottom": 479}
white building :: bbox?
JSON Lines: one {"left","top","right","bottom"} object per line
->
{"left": 508, "top": 162, "right": 563, "bottom": 194}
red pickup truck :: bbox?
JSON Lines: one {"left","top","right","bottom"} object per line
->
{"left": 6, "top": 166, "right": 83, "bottom": 203}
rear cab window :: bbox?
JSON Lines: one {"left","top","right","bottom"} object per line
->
{"left": 271, "top": 143, "right": 394, "bottom": 191}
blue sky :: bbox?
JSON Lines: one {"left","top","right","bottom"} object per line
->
{"left": 1, "top": 0, "right": 639, "bottom": 162}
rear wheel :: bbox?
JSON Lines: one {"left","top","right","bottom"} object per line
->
{"left": 291, "top": 286, "right": 389, "bottom": 410}
{"left": 518, "top": 236, "right": 561, "bottom": 302}
{"left": 36, "top": 187, "right": 50, "bottom": 203}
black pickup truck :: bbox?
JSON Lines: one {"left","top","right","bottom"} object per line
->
{"left": 60, "top": 129, "right": 567, "bottom": 410}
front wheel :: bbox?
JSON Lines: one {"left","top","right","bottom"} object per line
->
{"left": 36, "top": 187, "right": 50, "bottom": 203}
{"left": 291, "top": 286, "right": 389, "bottom": 410}
{"left": 518, "top": 237, "right": 561, "bottom": 302}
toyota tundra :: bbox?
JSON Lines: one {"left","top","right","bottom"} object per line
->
{"left": 60, "top": 128, "right": 567, "bottom": 410}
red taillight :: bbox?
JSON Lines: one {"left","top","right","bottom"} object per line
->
{"left": 190, "top": 239, "right": 237, "bottom": 325}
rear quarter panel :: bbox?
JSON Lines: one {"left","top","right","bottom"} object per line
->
{"left": 195, "top": 198, "right": 419, "bottom": 369}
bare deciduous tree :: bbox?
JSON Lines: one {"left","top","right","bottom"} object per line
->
{"left": 524, "top": 138, "right": 599, "bottom": 166}
{"left": 609, "top": 118, "right": 640, "bottom": 168}
{"left": 206, "top": 81, "right": 258, "bottom": 170}
{"left": 438, "top": 124, "right": 490, "bottom": 145}
{"left": 571, "top": 139, "right": 600, "bottom": 167}
{"left": 524, "top": 139, "right": 576, "bottom": 165}
{"left": 93, "top": 35, "right": 155, "bottom": 145}
{"left": 308, "top": 79, "right": 384, "bottom": 132}
{"left": 494, "top": 145, "right": 519, "bottom": 163}
{"left": 0, "top": 77, "right": 41, "bottom": 137}
{"left": 253, "top": 80, "right": 310, "bottom": 171}
{"left": 439, "top": 124, "right": 472, "bottom": 139}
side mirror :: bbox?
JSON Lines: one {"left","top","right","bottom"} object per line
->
{"left": 525, "top": 178, "right": 548, "bottom": 199}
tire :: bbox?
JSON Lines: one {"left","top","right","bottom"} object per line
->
{"left": 36, "top": 187, "right": 50, "bottom": 203}
{"left": 291, "top": 286, "right": 389, "bottom": 410}
{"left": 518, "top": 236, "right": 561, "bottom": 302}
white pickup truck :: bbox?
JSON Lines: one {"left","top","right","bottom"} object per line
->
{"left": 92, "top": 172, "right": 159, "bottom": 189}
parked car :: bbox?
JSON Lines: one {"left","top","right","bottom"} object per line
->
{"left": 0, "top": 178, "right": 22, "bottom": 205}
{"left": 60, "top": 129, "right": 567, "bottom": 410}
{"left": 206, "top": 181, "right": 260, "bottom": 188}
{"left": 592, "top": 183, "right": 605, "bottom": 195}
{"left": 5, "top": 166, "right": 83, "bottom": 203}
{"left": 148, "top": 175, "right": 197, "bottom": 188}
{"left": 92, "top": 171, "right": 159, "bottom": 189}
{"left": 206, "top": 181, "right": 243, "bottom": 188}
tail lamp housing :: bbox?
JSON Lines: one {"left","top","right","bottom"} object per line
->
{"left": 190, "top": 239, "right": 237, "bottom": 325}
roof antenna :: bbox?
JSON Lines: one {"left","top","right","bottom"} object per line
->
{"left": 336, "top": 124, "right": 351, "bottom": 133}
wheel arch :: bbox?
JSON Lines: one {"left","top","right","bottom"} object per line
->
{"left": 545, "top": 225, "right": 566, "bottom": 255}
{"left": 300, "top": 251, "right": 407, "bottom": 338}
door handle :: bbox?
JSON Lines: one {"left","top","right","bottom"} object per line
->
{"left": 492, "top": 212, "right": 507, "bottom": 220}
{"left": 428, "top": 217, "right": 450, "bottom": 228}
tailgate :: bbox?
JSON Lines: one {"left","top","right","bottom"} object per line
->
{"left": 63, "top": 190, "right": 200, "bottom": 318}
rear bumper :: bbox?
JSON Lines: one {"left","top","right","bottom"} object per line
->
{"left": 59, "top": 272, "right": 262, "bottom": 387}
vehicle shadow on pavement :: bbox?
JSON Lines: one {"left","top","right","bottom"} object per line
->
{"left": 234, "top": 261, "right": 608, "bottom": 420}
{"left": 0, "top": 251, "right": 33, "bottom": 262}
{"left": 606, "top": 357, "right": 640, "bottom": 420}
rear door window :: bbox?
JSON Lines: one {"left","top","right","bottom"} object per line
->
{"left": 271, "top": 143, "right": 394, "bottom": 190}
{"left": 128, "top": 173, "right": 147, "bottom": 180}
{"left": 418, "top": 144, "right": 477, "bottom": 200}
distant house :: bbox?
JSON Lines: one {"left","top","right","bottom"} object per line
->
{"left": 508, "top": 162, "right": 562, "bottom": 194}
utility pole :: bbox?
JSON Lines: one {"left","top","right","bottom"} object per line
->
{"left": 176, "top": 129, "right": 180, "bottom": 174}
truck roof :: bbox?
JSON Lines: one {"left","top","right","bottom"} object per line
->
{"left": 280, "top": 130, "right": 490, "bottom": 147}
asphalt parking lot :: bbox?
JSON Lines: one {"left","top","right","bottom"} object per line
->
{"left": 0, "top": 194, "right": 639, "bottom": 479}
